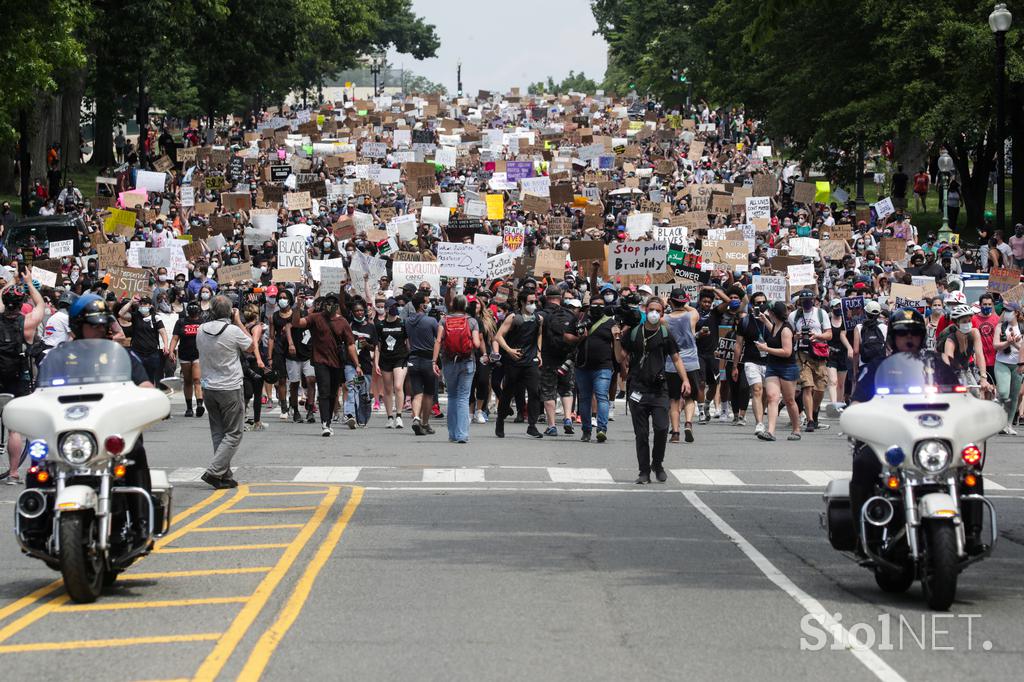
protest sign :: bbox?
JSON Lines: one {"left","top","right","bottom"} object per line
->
{"left": 277, "top": 236, "right": 307, "bottom": 270}
{"left": 135, "top": 170, "right": 167, "bottom": 193}
{"left": 465, "top": 199, "right": 487, "bottom": 218}
{"left": 272, "top": 268, "right": 303, "bottom": 282}
{"left": 608, "top": 241, "right": 668, "bottom": 275}
{"left": 625, "top": 212, "right": 653, "bottom": 238}
{"left": 103, "top": 208, "right": 137, "bottom": 236}
{"left": 217, "top": 262, "right": 255, "bottom": 284}
{"left": 788, "top": 237, "right": 819, "bottom": 257}
{"left": 874, "top": 197, "right": 895, "bottom": 221}
{"left": 32, "top": 268, "right": 58, "bottom": 288}
{"left": 745, "top": 196, "right": 771, "bottom": 220}
{"left": 474, "top": 233, "right": 503, "bottom": 254}
{"left": 506, "top": 161, "right": 534, "bottom": 182}
{"left": 819, "top": 240, "right": 848, "bottom": 261}
{"left": 714, "top": 337, "right": 736, "bottom": 363}
{"left": 106, "top": 266, "right": 150, "bottom": 297}
{"left": 987, "top": 267, "right": 1022, "bottom": 294}
{"left": 880, "top": 237, "right": 906, "bottom": 262}
{"left": 286, "top": 192, "right": 312, "bottom": 211}
{"left": 793, "top": 182, "right": 817, "bottom": 205}
{"left": 787, "top": 263, "right": 816, "bottom": 287}
{"left": 48, "top": 240, "right": 74, "bottom": 258}
{"left": 534, "top": 249, "right": 568, "bottom": 275}
{"left": 137, "top": 247, "right": 171, "bottom": 268}
{"left": 910, "top": 276, "right": 939, "bottom": 299}
{"left": 1000, "top": 283, "right": 1024, "bottom": 311}
{"left": 387, "top": 214, "right": 418, "bottom": 241}
{"left": 752, "top": 275, "right": 787, "bottom": 303}
{"left": 752, "top": 174, "right": 776, "bottom": 198}
{"left": 841, "top": 296, "right": 866, "bottom": 331}
{"left": 180, "top": 186, "right": 195, "bottom": 207}
{"left": 486, "top": 194, "right": 505, "bottom": 220}
{"left": 421, "top": 205, "right": 451, "bottom": 226}
{"left": 890, "top": 283, "right": 926, "bottom": 309}
{"left": 520, "top": 176, "right": 550, "bottom": 197}
{"left": 503, "top": 224, "right": 526, "bottom": 253}
{"left": 653, "top": 225, "right": 688, "bottom": 244}
{"left": 701, "top": 240, "right": 748, "bottom": 269}
{"left": 319, "top": 267, "right": 346, "bottom": 295}
{"left": 97, "top": 242, "right": 125, "bottom": 269}
{"left": 487, "top": 251, "right": 515, "bottom": 280}
{"left": 222, "top": 192, "right": 252, "bottom": 212}
{"left": 436, "top": 242, "right": 487, "bottom": 279}
{"left": 392, "top": 260, "right": 442, "bottom": 290}
{"left": 522, "top": 193, "right": 551, "bottom": 213}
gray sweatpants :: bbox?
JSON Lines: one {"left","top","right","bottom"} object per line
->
{"left": 204, "top": 387, "right": 245, "bottom": 478}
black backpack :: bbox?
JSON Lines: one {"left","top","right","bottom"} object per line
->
{"left": 860, "top": 320, "right": 887, "bottom": 365}
{"left": 0, "top": 315, "right": 28, "bottom": 378}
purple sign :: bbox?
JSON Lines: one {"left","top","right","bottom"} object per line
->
{"left": 505, "top": 161, "right": 534, "bottom": 183}
{"left": 598, "top": 155, "right": 616, "bottom": 170}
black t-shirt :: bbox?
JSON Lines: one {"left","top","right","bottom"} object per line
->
{"left": 695, "top": 306, "right": 724, "bottom": 356}
{"left": 172, "top": 317, "right": 202, "bottom": 360}
{"left": 540, "top": 305, "right": 573, "bottom": 363}
{"left": 376, "top": 318, "right": 409, "bottom": 362}
{"left": 289, "top": 320, "right": 313, "bottom": 362}
{"left": 128, "top": 310, "right": 163, "bottom": 356}
{"left": 737, "top": 314, "right": 768, "bottom": 364}
{"left": 621, "top": 324, "right": 679, "bottom": 394}
{"left": 349, "top": 318, "right": 378, "bottom": 372}
{"left": 271, "top": 311, "right": 291, "bottom": 355}
{"left": 577, "top": 316, "right": 615, "bottom": 370}
{"left": 891, "top": 172, "right": 909, "bottom": 198}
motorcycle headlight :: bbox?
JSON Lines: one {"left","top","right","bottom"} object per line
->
{"left": 59, "top": 432, "right": 96, "bottom": 466}
{"left": 914, "top": 439, "right": 951, "bottom": 473}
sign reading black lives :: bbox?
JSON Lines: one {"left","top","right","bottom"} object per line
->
{"left": 270, "top": 165, "right": 291, "bottom": 181}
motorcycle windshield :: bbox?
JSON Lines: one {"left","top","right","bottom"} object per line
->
{"left": 36, "top": 339, "right": 134, "bottom": 387}
{"left": 873, "top": 352, "right": 961, "bottom": 395}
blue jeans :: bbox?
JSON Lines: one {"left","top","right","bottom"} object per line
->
{"left": 575, "top": 367, "right": 612, "bottom": 433}
{"left": 443, "top": 359, "right": 476, "bottom": 442}
{"left": 343, "top": 365, "right": 371, "bottom": 425}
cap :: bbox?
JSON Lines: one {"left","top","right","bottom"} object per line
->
{"left": 564, "top": 298, "right": 581, "bottom": 309}
{"left": 830, "top": 298, "right": 842, "bottom": 308}
{"left": 864, "top": 300, "right": 882, "bottom": 315}
{"left": 798, "top": 289, "right": 816, "bottom": 299}
{"left": 638, "top": 285, "right": 654, "bottom": 295}
{"left": 669, "top": 287, "right": 690, "bottom": 303}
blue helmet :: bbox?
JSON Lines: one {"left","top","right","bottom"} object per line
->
{"left": 69, "top": 293, "right": 115, "bottom": 336}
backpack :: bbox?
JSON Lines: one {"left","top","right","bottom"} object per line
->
{"left": 442, "top": 315, "right": 475, "bottom": 358}
{"left": 0, "top": 315, "right": 28, "bottom": 378}
{"left": 859, "top": 321, "right": 887, "bottom": 365}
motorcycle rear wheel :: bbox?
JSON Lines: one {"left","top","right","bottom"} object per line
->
{"left": 58, "top": 512, "right": 105, "bottom": 603}
{"left": 922, "top": 521, "right": 959, "bottom": 611}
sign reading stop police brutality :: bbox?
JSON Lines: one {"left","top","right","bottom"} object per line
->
{"left": 608, "top": 241, "right": 668, "bottom": 275}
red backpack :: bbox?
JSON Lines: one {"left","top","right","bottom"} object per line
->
{"left": 442, "top": 315, "right": 475, "bottom": 358}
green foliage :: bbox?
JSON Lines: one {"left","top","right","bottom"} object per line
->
{"left": 526, "top": 71, "right": 600, "bottom": 96}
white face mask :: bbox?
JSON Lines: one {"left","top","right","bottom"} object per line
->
{"left": 375, "top": 306, "right": 385, "bottom": 316}
{"left": 422, "top": 303, "right": 432, "bottom": 313}
{"left": 646, "top": 310, "right": 661, "bottom": 324}
{"left": 139, "top": 306, "right": 151, "bottom": 316}
{"left": 958, "top": 322, "right": 973, "bottom": 334}
{"left": 603, "top": 293, "right": 615, "bottom": 303}
{"left": 524, "top": 303, "right": 536, "bottom": 315}
{"left": 277, "top": 299, "right": 289, "bottom": 310}
{"left": 200, "top": 292, "right": 211, "bottom": 301}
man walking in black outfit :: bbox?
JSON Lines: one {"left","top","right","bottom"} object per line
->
{"left": 494, "top": 289, "right": 544, "bottom": 438}
{"left": 613, "top": 297, "right": 690, "bottom": 484}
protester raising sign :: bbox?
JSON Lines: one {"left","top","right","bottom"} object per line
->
{"left": 436, "top": 242, "right": 487, "bottom": 279}
{"left": 608, "top": 241, "right": 668, "bottom": 275}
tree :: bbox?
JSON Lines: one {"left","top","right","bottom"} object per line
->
{"left": 525, "top": 72, "right": 600, "bottom": 96}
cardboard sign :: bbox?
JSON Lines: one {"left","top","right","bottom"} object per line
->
{"left": 522, "top": 193, "right": 551, "bottom": 213}
{"left": 277, "top": 236, "right": 307, "bottom": 270}
{"left": 793, "top": 182, "right": 817, "bottom": 205}
{"left": 550, "top": 183, "right": 574, "bottom": 206}
{"left": 608, "top": 241, "right": 668, "bottom": 275}
{"left": 137, "top": 247, "right": 171, "bottom": 268}
{"left": 272, "top": 267, "right": 303, "bottom": 283}
{"left": 752, "top": 174, "right": 776, "bottom": 198}
{"left": 436, "top": 242, "right": 487, "bottom": 279}
{"left": 97, "top": 242, "right": 125, "bottom": 269}
{"left": 221, "top": 192, "right": 252, "bottom": 212}
{"left": 106, "top": 266, "right": 150, "bottom": 298}
{"left": 193, "top": 201, "right": 217, "bottom": 215}
{"left": 987, "top": 267, "right": 1022, "bottom": 294}
{"left": 701, "top": 240, "right": 748, "bottom": 268}
{"left": 880, "top": 237, "right": 906, "bottom": 263}
{"left": 890, "top": 283, "right": 926, "bottom": 309}
{"left": 217, "top": 262, "right": 255, "bottom": 284}
{"left": 819, "top": 240, "right": 849, "bottom": 261}
{"left": 787, "top": 263, "right": 816, "bottom": 287}
{"left": 285, "top": 192, "right": 312, "bottom": 211}
{"left": 534, "top": 249, "right": 569, "bottom": 275}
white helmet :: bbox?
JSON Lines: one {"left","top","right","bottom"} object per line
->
{"left": 949, "top": 304, "right": 973, "bottom": 320}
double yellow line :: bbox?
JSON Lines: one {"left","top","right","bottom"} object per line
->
{"left": 0, "top": 483, "right": 364, "bottom": 681}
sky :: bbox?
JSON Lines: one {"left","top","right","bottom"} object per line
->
{"left": 387, "top": 0, "right": 608, "bottom": 94}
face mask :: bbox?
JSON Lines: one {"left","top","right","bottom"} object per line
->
{"left": 200, "top": 292, "right": 211, "bottom": 301}
{"left": 496, "top": 312, "right": 506, "bottom": 322}
{"left": 158, "top": 274, "right": 168, "bottom": 282}
{"left": 354, "top": 312, "right": 366, "bottom": 322}
{"left": 925, "top": 307, "right": 932, "bottom": 317}
{"left": 346, "top": 251, "right": 355, "bottom": 258}
{"left": 801, "top": 299, "right": 814, "bottom": 311}
{"left": 981, "top": 306, "right": 993, "bottom": 315}
{"left": 155, "top": 225, "right": 164, "bottom": 232}
{"left": 646, "top": 310, "right": 661, "bottom": 324}
{"left": 603, "top": 293, "right": 615, "bottom": 303}
{"left": 139, "top": 306, "right": 151, "bottom": 315}
{"left": 728, "top": 300, "right": 741, "bottom": 311}
{"left": 305, "top": 299, "right": 314, "bottom": 308}
{"left": 83, "top": 241, "right": 91, "bottom": 249}
{"left": 375, "top": 306, "right": 385, "bottom": 316}
{"left": 561, "top": 243, "right": 570, "bottom": 251}
{"left": 958, "top": 322, "right": 973, "bottom": 334}
{"left": 524, "top": 303, "right": 536, "bottom": 315}
{"left": 832, "top": 307, "right": 842, "bottom": 316}
{"left": 277, "top": 299, "right": 289, "bottom": 310}
{"left": 230, "top": 257, "right": 239, "bottom": 265}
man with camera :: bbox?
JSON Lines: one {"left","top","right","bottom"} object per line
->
{"left": 538, "top": 285, "right": 579, "bottom": 436}
{"left": 612, "top": 296, "right": 690, "bottom": 484}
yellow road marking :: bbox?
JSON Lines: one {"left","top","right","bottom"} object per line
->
{"left": 248, "top": 490, "right": 331, "bottom": 497}
{"left": 156, "top": 544, "right": 290, "bottom": 554}
{"left": 238, "top": 487, "right": 364, "bottom": 681}
{"left": 119, "top": 567, "right": 272, "bottom": 580}
{"left": 221, "top": 506, "right": 318, "bottom": 514}
{"left": 191, "top": 486, "right": 341, "bottom": 682}
{"left": 0, "top": 632, "right": 221, "bottom": 654}
{"left": 0, "top": 487, "right": 247, "bottom": 647}
{"left": 189, "top": 524, "right": 305, "bottom": 532}
{"left": 0, "top": 489, "right": 227, "bottom": 627}
{"left": 57, "top": 596, "right": 249, "bottom": 612}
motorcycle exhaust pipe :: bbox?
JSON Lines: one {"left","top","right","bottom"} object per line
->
{"left": 17, "top": 489, "right": 48, "bottom": 520}
{"left": 864, "top": 497, "right": 895, "bottom": 527}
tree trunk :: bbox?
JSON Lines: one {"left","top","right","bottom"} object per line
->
{"left": 893, "top": 124, "right": 927, "bottom": 179}
{"left": 59, "top": 67, "right": 86, "bottom": 175}
{"left": 29, "top": 92, "right": 61, "bottom": 185}
{"left": 91, "top": 44, "right": 117, "bottom": 168}
{"left": 951, "top": 136, "right": 995, "bottom": 239}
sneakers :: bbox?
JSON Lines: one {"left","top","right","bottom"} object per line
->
{"left": 544, "top": 426, "right": 558, "bottom": 437}
{"left": 669, "top": 431, "right": 680, "bottom": 443}
{"left": 251, "top": 421, "right": 266, "bottom": 432}
{"left": 495, "top": 420, "right": 505, "bottom": 438}
{"left": 698, "top": 409, "right": 709, "bottom": 425}
{"left": 474, "top": 412, "right": 487, "bottom": 424}
{"left": 708, "top": 403, "right": 719, "bottom": 419}
{"left": 1002, "top": 426, "right": 1018, "bottom": 435}
{"left": 386, "top": 416, "right": 395, "bottom": 429}
{"left": 373, "top": 399, "right": 382, "bottom": 412}
{"left": 596, "top": 430, "right": 607, "bottom": 443}
{"left": 580, "top": 431, "right": 591, "bottom": 443}
{"left": 196, "top": 404, "right": 205, "bottom": 418}
{"left": 412, "top": 418, "right": 424, "bottom": 436}
{"left": 734, "top": 416, "right": 747, "bottom": 427}
{"left": 805, "top": 421, "right": 816, "bottom": 433}
{"left": 684, "top": 424, "right": 694, "bottom": 443}
{"left": 432, "top": 404, "right": 444, "bottom": 419}
{"left": 423, "top": 424, "right": 435, "bottom": 435}
{"left": 635, "top": 473, "right": 651, "bottom": 485}
{"left": 321, "top": 424, "right": 333, "bottom": 437}
{"left": 527, "top": 425, "right": 543, "bottom": 439}
{"left": 394, "top": 416, "right": 404, "bottom": 429}
{"left": 653, "top": 468, "right": 668, "bottom": 483}
{"left": 4, "top": 475, "right": 21, "bottom": 486}
{"left": 293, "top": 409, "right": 302, "bottom": 423}
{"left": 718, "top": 409, "right": 732, "bottom": 422}
{"left": 183, "top": 407, "right": 194, "bottom": 418}
{"left": 608, "top": 407, "right": 615, "bottom": 421}
{"left": 563, "top": 418, "right": 574, "bottom": 435}
{"left": 754, "top": 422, "right": 766, "bottom": 436}
{"left": 305, "top": 411, "right": 316, "bottom": 424}
{"left": 201, "top": 472, "right": 237, "bottom": 489}
{"left": 346, "top": 414, "right": 356, "bottom": 430}
{"left": 279, "top": 407, "right": 290, "bottom": 421}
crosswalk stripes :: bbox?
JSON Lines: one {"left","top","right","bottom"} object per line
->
{"left": 671, "top": 469, "right": 746, "bottom": 486}
{"left": 546, "top": 467, "right": 615, "bottom": 484}
{"left": 293, "top": 466, "right": 363, "bottom": 482}
{"left": 792, "top": 470, "right": 849, "bottom": 486}
{"left": 168, "top": 467, "right": 207, "bottom": 483}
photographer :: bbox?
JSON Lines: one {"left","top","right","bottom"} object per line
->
{"left": 538, "top": 286, "right": 578, "bottom": 436}
{"left": 575, "top": 298, "right": 617, "bottom": 443}
{"left": 612, "top": 296, "right": 689, "bottom": 484}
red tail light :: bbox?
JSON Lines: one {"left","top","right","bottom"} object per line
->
{"left": 961, "top": 444, "right": 982, "bottom": 466}
{"left": 104, "top": 435, "right": 125, "bottom": 455}
{"left": 953, "top": 385, "right": 968, "bottom": 393}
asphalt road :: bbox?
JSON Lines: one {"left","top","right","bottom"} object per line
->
{"left": 1, "top": 398, "right": 1022, "bottom": 681}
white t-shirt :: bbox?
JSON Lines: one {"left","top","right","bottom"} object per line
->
{"left": 42, "top": 310, "right": 70, "bottom": 349}
{"left": 197, "top": 319, "right": 251, "bottom": 391}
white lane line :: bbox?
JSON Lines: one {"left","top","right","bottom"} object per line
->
{"left": 793, "top": 470, "right": 849, "bottom": 487}
{"left": 984, "top": 479, "right": 1007, "bottom": 491}
{"left": 292, "top": 466, "right": 362, "bottom": 482}
{"left": 422, "top": 468, "right": 486, "bottom": 483}
{"left": 703, "top": 469, "right": 746, "bottom": 486}
{"left": 670, "top": 469, "right": 746, "bottom": 486}
{"left": 547, "top": 467, "right": 615, "bottom": 484}
{"left": 168, "top": 467, "right": 206, "bottom": 483}
{"left": 670, "top": 469, "right": 715, "bottom": 486}
{"left": 683, "top": 491, "right": 905, "bottom": 682}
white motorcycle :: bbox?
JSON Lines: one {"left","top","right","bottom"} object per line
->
{"left": 822, "top": 352, "right": 1005, "bottom": 610}
{"left": 4, "top": 339, "right": 173, "bottom": 602}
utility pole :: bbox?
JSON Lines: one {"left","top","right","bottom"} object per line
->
{"left": 457, "top": 60, "right": 463, "bottom": 98}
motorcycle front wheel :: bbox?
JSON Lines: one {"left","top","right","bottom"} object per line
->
{"left": 58, "top": 512, "right": 105, "bottom": 603}
{"left": 874, "top": 564, "right": 915, "bottom": 593}
{"left": 922, "top": 521, "right": 958, "bottom": 611}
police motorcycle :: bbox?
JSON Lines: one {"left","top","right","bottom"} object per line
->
{"left": 4, "top": 339, "right": 173, "bottom": 602}
{"left": 822, "top": 352, "right": 1005, "bottom": 610}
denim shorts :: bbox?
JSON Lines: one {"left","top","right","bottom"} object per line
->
{"left": 765, "top": 363, "right": 800, "bottom": 382}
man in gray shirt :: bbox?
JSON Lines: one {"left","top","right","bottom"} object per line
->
{"left": 196, "top": 295, "right": 254, "bottom": 489}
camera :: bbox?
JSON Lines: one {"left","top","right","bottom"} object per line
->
{"left": 556, "top": 357, "right": 575, "bottom": 377}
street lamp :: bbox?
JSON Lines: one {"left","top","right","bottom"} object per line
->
{"left": 989, "top": 3, "right": 1012, "bottom": 233}
{"left": 937, "top": 150, "right": 955, "bottom": 241}
{"left": 369, "top": 51, "right": 387, "bottom": 97}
